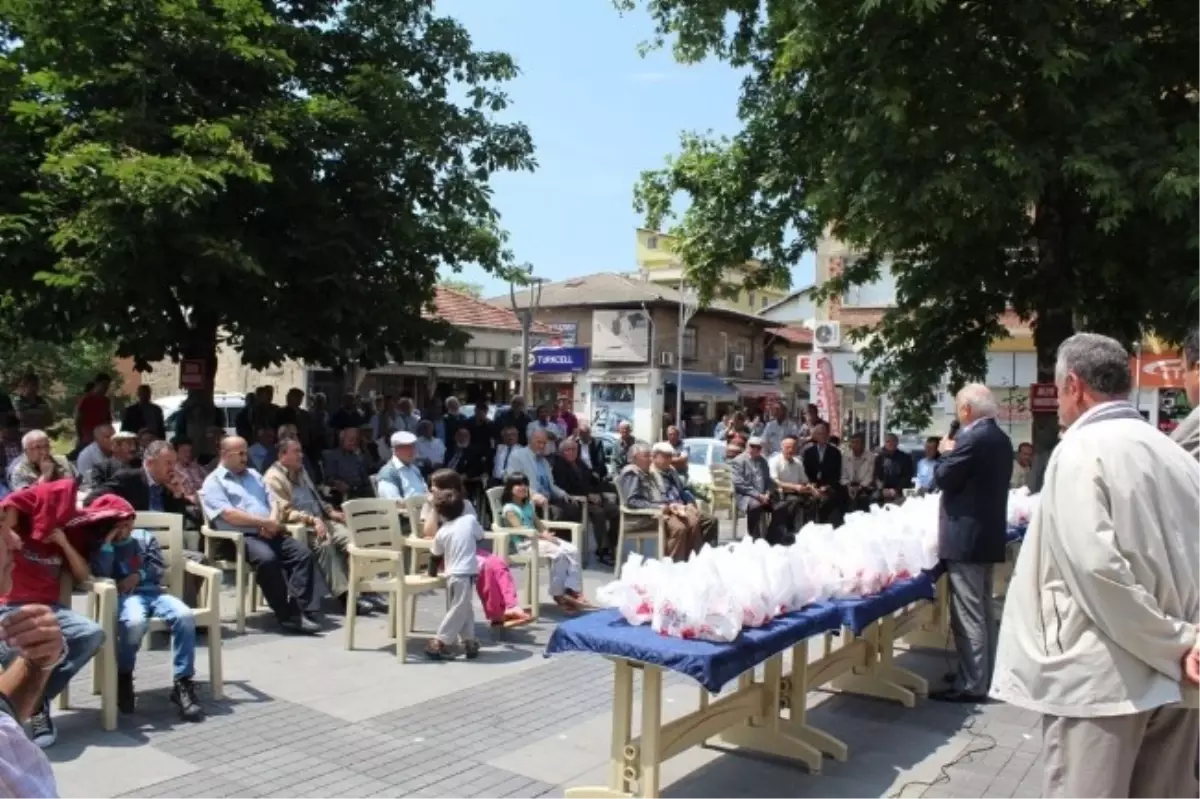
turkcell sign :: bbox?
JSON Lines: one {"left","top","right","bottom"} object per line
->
{"left": 531, "top": 346, "right": 589, "bottom": 373}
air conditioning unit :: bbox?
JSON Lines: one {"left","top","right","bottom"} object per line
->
{"left": 508, "top": 350, "right": 524, "bottom": 368}
{"left": 813, "top": 321, "right": 842, "bottom": 349}
{"left": 659, "top": 351, "right": 675, "bottom": 367}
{"left": 733, "top": 354, "right": 746, "bottom": 373}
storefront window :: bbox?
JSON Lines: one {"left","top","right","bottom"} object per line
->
{"left": 591, "top": 383, "right": 636, "bottom": 434}
{"left": 682, "top": 327, "right": 698, "bottom": 360}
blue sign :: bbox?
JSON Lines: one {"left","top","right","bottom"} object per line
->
{"left": 531, "top": 346, "right": 589, "bottom": 373}
{"left": 764, "top": 357, "right": 783, "bottom": 380}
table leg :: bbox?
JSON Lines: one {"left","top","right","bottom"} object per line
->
{"left": 566, "top": 659, "right": 636, "bottom": 799}
{"left": 874, "top": 614, "right": 928, "bottom": 696}
{"left": 719, "top": 652, "right": 825, "bottom": 774}
{"left": 783, "top": 640, "right": 848, "bottom": 763}
{"left": 639, "top": 666, "right": 663, "bottom": 798}
{"left": 899, "top": 576, "right": 955, "bottom": 652}
{"left": 832, "top": 621, "right": 917, "bottom": 708}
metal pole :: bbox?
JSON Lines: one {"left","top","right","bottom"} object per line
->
{"left": 674, "top": 282, "right": 699, "bottom": 429}
{"left": 510, "top": 276, "right": 542, "bottom": 400}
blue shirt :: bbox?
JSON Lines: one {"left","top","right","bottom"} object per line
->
{"left": 376, "top": 457, "right": 427, "bottom": 500}
{"left": 916, "top": 457, "right": 938, "bottom": 490}
{"left": 200, "top": 465, "right": 273, "bottom": 535}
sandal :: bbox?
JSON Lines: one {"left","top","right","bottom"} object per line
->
{"left": 424, "top": 640, "right": 450, "bottom": 660}
{"left": 554, "top": 596, "right": 581, "bottom": 615}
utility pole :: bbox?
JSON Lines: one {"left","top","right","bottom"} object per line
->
{"left": 676, "top": 281, "right": 700, "bottom": 428}
{"left": 509, "top": 270, "right": 544, "bottom": 398}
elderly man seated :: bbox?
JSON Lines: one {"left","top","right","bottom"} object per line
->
{"left": 83, "top": 430, "right": 141, "bottom": 491}
{"left": 265, "top": 438, "right": 379, "bottom": 617}
{"left": 507, "top": 429, "right": 583, "bottom": 528}
{"left": 618, "top": 443, "right": 715, "bottom": 561}
{"left": 321, "top": 427, "right": 373, "bottom": 504}
{"left": 552, "top": 437, "right": 620, "bottom": 566}
{"left": 7, "top": 430, "right": 75, "bottom": 492}
{"left": 75, "top": 423, "right": 115, "bottom": 482}
{"left": 766, "top": 435, "right": 809, "bottom": 541}
{"left": 200, "top": 437, "right": 326, "bottom": 635}
{"left": 414, "top": 420, "right": 445, "bottom": 475}
{"left": 376, "top": 431, "right": 428, "bottom": 502}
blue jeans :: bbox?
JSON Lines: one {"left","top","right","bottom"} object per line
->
{"left": 117, "top": 592, "right": 195, "bottom": 680}
{"left": 0, "top": 604, "right": 105, "bottom": 702}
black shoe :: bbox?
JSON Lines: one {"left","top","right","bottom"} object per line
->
{"left": 464, "top": 640, "right": 480, "bottom": 660}
{"left": 363, "top": 593, "right": 389, "bottom": 612}
{"left": 337, "top": 594, "right": 377, "bottom": 616}
{"left": 929, "top": 688, "right": 987, "bottom": 704}
{"left": 29, "top": 700, "right": 56, "bottom": 748}
{"left": 117, "top": 672, "right": 136, "bottom": 714}
{"left": 943, "top": 672, "right": 957, "bottom": 685}
{"left": 170, "top": 678, "right": 205, "bottom": 722}
{"left": 280, "top": 614, "right": 320, "bottom": 635}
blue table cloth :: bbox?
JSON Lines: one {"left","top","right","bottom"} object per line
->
{"left": 545, "top": 605, "right": 842, "bottom": 693}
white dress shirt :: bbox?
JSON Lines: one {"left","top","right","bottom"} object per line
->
{"left": 493, "top": 444, "right": 519, "bottom": 480}
{"left": 768, "top": 453, "right": 807, "bottom": 486}
{"left": 415, "top": 436, "right": 445, "bottom": 467}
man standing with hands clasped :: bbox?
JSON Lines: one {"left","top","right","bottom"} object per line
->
{"left": 991, "top": 333, "right": 1198, "bottom": 798}
{"left": 930, "top": 383, "right": 1013, "bottom": 704}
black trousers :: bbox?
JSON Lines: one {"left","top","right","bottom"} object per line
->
{"left": 747, "top": 497, "right": 802, "bottom": 545}
{"left": 845, "top": 487, "right": 873, "bottom": 514}
{"left": 244, "top": 534, "right": 328, "bottom": 619}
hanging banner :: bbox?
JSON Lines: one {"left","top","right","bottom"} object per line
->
{"left": 810, "top": 353, "right": 842, "bottom": 439}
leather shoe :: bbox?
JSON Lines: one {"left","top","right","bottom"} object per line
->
{"left": 929, "top": 688, "right": 987, "bottom": 704}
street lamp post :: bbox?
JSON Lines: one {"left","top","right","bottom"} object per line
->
{"left": 510, "top": 272, "right": 544, "bottom": 398}
{"left": 676, "top": 282, "right": 700, "bottom": 428}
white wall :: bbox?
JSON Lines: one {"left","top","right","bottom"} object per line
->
{"left": 760, "top": 293, "right": 817, "bottom": 324}
{"left": 578, "top": 368, "right": 663, "bottom": 443}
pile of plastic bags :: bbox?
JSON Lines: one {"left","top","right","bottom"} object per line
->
{"left": 1007, "top": 486, "right": 1039, "bottom": 527}
{"left": 596, "top": 489, "right": 1038, "bottom": 643}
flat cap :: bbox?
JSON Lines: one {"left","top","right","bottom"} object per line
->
{"left": 390, "top": 431, "right": 417, "bottom": 447}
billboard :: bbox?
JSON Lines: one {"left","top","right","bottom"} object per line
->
{"left": 592, "top": 310, "right": 651, "bottom": 363}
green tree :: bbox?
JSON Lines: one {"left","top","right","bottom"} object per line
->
{"left": 627, "top": 0, "right": 1198, "bottom": 455}
{"left": 0, "top": 0, "right": 535, "bottom": 393}
{"left": 439, "top": 279, "right": 485, "bottom": 299}
{"left": 0, "top": 326, "right": 123, "bottom": 420}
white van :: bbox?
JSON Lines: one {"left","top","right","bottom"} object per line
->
{"left": 156, "top": 393, "right": 247, "bottom": 441}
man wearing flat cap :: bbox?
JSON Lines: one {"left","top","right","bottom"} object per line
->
{"left": 376, "top": 431, "right": 428, "bottom": 502}
{"left": 732, "top": 436, "right": 788, "bottom": 542}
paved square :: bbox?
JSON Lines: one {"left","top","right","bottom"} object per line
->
{"left": 43, "top": 527, "right": 1045, "bottom": 798}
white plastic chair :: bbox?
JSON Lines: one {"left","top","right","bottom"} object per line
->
{"left": 341, "top": 498, "right": 445, "bottom": 663}
{"left": 612, "top": 476, "right": 666, "bottom": 578}
{"left": 56, "top": 575, "right": 118, "bottom": 731}
{"left": 485, "top": 486, "right": 583, "bottom": 621}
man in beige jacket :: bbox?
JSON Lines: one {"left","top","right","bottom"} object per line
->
{"left": 992, "top": 333, "right": 1199, "bottom": 798}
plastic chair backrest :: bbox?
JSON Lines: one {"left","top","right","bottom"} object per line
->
{"left": 342, "top": 498, "right": 404, "bottom": 551}
{"left": 133, "top": 512, "right": 186, "bottom": 597}
{"left": 485, "top": 486, "right": 504, "bottom": 525}
{"left": 403, "top": 494, "right": 426, "bottom": 535}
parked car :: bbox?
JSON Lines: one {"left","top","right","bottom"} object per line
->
{"left": 156, "top": 393, "right": 246, "bottom": 441}
{"left": 594, "top": 431, "right": 650, "bottom": 474}
{"left": 682, "top": 437, "right": 727, "bottom": 486}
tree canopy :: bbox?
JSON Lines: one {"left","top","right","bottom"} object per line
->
{"left": 0, "top": 0, "right": 535, "bottom": 391}
{"left": 627, "top": 0, "right": 1198, "bottom": 451}
{"left": 439, "top": 279, "right": 485, "bottom": 299}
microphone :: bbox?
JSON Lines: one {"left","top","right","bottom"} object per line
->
{"left": 947, "top": 420, "right": 961, "bottom": 440}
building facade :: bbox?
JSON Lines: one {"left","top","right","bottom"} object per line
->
{"left": 635, "top": 228, "right": 789, "bottom": 314}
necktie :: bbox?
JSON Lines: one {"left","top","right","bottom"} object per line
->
{"left": 149, "top": 483, "right": 164, "bottom": 512}
{"left": 502, "top": 447, "right": 512, "bottom": 470}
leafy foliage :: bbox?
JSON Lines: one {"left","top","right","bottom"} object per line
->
{"left": 0, "top": 0, "right": 535, "bottom": 389}
{"left": 626, "top": 0, "right": 1198, "bottom": 446}
{"left": 0, "top": 323, "right": 123, "bottom": 419}
{"left": 439, "top": 279, "right": 486, "bottom": 299}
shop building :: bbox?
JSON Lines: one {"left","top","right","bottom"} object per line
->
{"left": 498, "top": 273, "right": 780, "bottom": 442}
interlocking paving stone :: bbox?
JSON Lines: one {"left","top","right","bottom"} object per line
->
{"left": 50, "top": 520, "right": 1048, "bottom": 797}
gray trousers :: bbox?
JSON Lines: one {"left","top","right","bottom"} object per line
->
{"left": 946, "top": 561, "right": 995, "bottom": 695}
{"left": 314, "top": 521, "right": 352, "bottom": 598}
{"left": 436, "top": 575, "right": 476, "bottom": 645}
{"left": 1043, "top": 706, "right": 1200, "bottom": 798}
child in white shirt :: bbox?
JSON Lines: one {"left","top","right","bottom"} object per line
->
{"left": 427, "top": 488, "right": 484, "bottom": 660}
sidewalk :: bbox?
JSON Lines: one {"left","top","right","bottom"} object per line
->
{"left": 44, "top": 530, "right": 1045, "bottom": 798}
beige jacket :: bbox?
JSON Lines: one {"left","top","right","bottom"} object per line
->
{"left": 1171, "top": 406, "right": 1200, "bottom": 461}
{"left": 263, "top": 462, "right": 330, "bottom": 527}
{"left": 991, "top": 403, "right": 1199, "bottom": 717}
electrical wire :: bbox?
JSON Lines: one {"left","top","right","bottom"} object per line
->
{"left": 887, "top": 623, "right": 999, "bottom": 799}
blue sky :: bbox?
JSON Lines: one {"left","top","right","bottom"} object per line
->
{"left": 435, "top": 0, "right": 815, "bottom": 299}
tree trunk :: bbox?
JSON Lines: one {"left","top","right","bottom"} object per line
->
{"left": 1029, "top": 188, "right": 1075, "bottom": 490}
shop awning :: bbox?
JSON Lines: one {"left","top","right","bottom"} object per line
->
{"left": 667, "top": 372, "right": 738, "bottom": 402}
{"left": 732, "top": 381, "right": 781, "bottom": 399}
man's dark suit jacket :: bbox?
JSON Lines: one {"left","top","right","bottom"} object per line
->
{"left": 934, "top": 417, "right": 1014, "bottom": 563}
{"left": 802, "top": 443, "right": 842, "bottom": 487}
{"left": 581, "top": 438, "right": 608, "bottom": 483}
{"left": 85, "top": 466, "right": 200, "bottom": 528}
{"left": 552, "top": 456, "right": 602, "bottom": 497}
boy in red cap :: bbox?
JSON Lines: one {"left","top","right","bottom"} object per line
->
{"left": 90, "top": 509, "right": 204, "bottom": 721}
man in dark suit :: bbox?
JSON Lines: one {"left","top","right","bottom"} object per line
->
{"left": 932, "top": 384, "right": 1014, "bottom": 703}
{"left": 552, "top": 438, "right": 619, "bottom": 566}
{"left": 801, "top": 422, "right": 843, "bottom": 524}
{"left": 85, "top": 439, "right": 208, "bottom": 606}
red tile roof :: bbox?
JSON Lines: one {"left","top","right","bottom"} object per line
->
{"left": 428, "top": 286, "right": 554, "bottom": 334}
{"left": 771, "top": 325, "right": 814, "bottom": 345}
